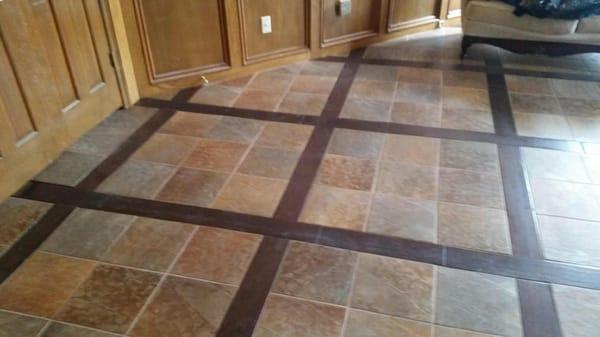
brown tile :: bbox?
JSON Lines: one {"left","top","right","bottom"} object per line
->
{"left": 0, "top": 311, "right": 46, "bottom": 337}
{"left": 0, "top": 198, "right": 50, "bottom": 246}
{"left": 105, "top": 218, "right": 195, "bottom": 271}
{"left": 510, "top": 94, "right": 561, "bottom": 115}
{"left": 41, "top": 209, "right": 134, "bottom": 260}
{"left": 36, "top": 151, "right": 105, "bottom": 186}
{"left": 173, "top": 227, "right": 261, "bottom": 285}
{"left": 567, "top": 116, "right": 600, "bottom": 142}
{"left": 157, "top": 167, "right": 229, "bottom": 206}
{"left": 395, "top": 83, "right": 441, "bottom": 105}
{"left": 377, "top": 161, "right": 438, "bottom": 200}
{"left": 133, "top": 133, "right": 198, "bottom": 165}
{"left": 351, "top": 254, "right": 434, "bottom": 322}
{"left": 0, "top": 253, "right": 95, "bottom": 317}
{"left": 248, "top": 71, "right": 295, "bottom": 92}
{"left": 159, "top": 112, "right": 221, "bottom": 138}
{"left": 383, "top": 134, "right": 440, "bottom": 166}
{"left": 206, "top": 116, "right": 264, "bottom": 143}
{"left": 345, "top": 310, "right": 431, "bottom": 337}
{"left": 290, "top": 75, "right": 336, "bottom": 95}
{"left": 212, "top": 174, "right": 287, "bottom": 217}
{"left": 553, "top": 284, "right": 600, "bottom": 337}
{"left": 317, "top": 155, "right": 376, "bottom": 191}
{"left": 96, "top": 160, "right": 174, "bottom": 199}
{"left": 391, "top": 102, "right": 442, "bottom": 127}
{"left": 253, "top": 294, "right": 345, "bottom": 337}
{"left": 505, "top": 75, "right": 553, "bottom": 95}
{"left": 514, "top": 113, "right": 573, "bottom": 139}
{"left": 367, "top": 193, "right": 437, "bottom": 242}
{"left": 440, "top": 140, "right": 499, "bottom": 173}
{"left": 356, "top": 64, "right": 398, "bottom": 82}
{"left": 438, "top": 202, "right": 511, "bottom": 254}
{"left": 538, "top": 215, "right": 600, "bottom": 267}
{"left": 273, "top": 242, "right": 357, "bottom": 305}
{"left": 558, "top": 97, "right": 600, "bottom": 118}
{"left": 439, "top": 167, "right": 505, "bottom": 209}
{"left": 441, "top": 108, "right": 494, "bottom": 133}
{"left": 130, "top": 276, "right": 236, "bottom": 337}
{"left": 238, "top": 146, "right": 300, "bottom": 179}
{"left": 529, "top": 179, "right": 600, "bottom": 222}
{"left": 300, "top": 61, "right": 344, "bottom": 77}
{"left": 328, "top": 129, "right": 384, "bottom": 160}
{"left": 56, "top": 265, "right": 161, "bottom": 333}
{"left": 190, "top": 85, "right": 241, "bottom": 107}
{"left": 551, "top": 79, "right": 600, "bottom": 99}
{"left": 278, "top": 92, "right": 328, "bottom": 116}
{"left": 522, "top": 147, "right": 589, "bottom": 183}
{"left": 221, "top": 75, "right": 254, "bottom": 88}
{"left": 42, "top": 323, "right": 117, "bottom": 337}
{"left": 69, "top": 128, "right": 130, "bottom": 156}
{"left": 233, "top": 89, "right": 284, "bottom": 111}
{"left": 443, "top": 70, "right": 487, "bottom": 89}
{"left": 442, "top": 87, "right": 490, "bottom": 112}
{"left": 300, "top": 185, "right": 371, "bottom": 230}
{"left": 397, "top": 66, "right": 442, "bottom": 85}
{"left": 350, "top": 80, "right": 396, "bottom": 101}
{"left": 341, "top": 98, "right": 392, "bottom": 121}
{"left": 184, "top": 139, "right": 248, "bottom": 172}
{"left": 255, "top": 122, "right": 313, "bottom": 151}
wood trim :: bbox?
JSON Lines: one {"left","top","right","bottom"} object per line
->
{"left": 386, "top": 0, "right": 440, "bottom": 33}
{"left": 447, "top": 8, "right": 461, "bottom": 19}
{"left": 319, "top": 0, "right": 378, "bottom": 48}
{"left": 133, "top": 0, "right": 231, "bottom": 84}
{"left": 236, "top": 0, "right": 310, "bottom": 65}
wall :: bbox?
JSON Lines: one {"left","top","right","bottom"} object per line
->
{"left": 120, "top": 0, "right": 461, "bottom": 97}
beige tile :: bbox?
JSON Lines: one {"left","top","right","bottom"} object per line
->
{"left": 383, "top": 135, "right": 440, "bottom": 166}
{"left": 584, "top": 154, "right": 600, "bottom": 184}
{"left": 42, "top": 323, "right": 117, "bottom": 337}
{"left": 377, "top": 161, "right": 438, "bottom": 200}
{"left": 551, "top": 79, "right": 600, "bottom": 100}
{"left": 433, "top": 325, "right": 504, "bottom": 337}
{"left": 395, "top": 83, "right": 441, "bottom": 105}
{"left": 278, "top": 92, "right": 328, "bottom": 116}
{"left": 300, "top": 185, "right": 371, "bottom": 231}
{"left": 505, "top": 75, "right": 553, "bottom": 95}
{"left": 439, "top": 167, "right": 505, "bottom": 209}
{"left": 553, "top": 284, "right": 600, "bottom": 337}
{"left": 156, "top": 168, "right": 229, "bottom": 206}
{"left": 159, "top": 112, "right": 221, "bottom": 138}
{"left": 391, "top": 102, "right": 442, "bottom": 127}
{"left": 255, "top": 122, "right": 313, "bottom": 151}
{"left": 515, "top": 113, "right": 573, "bottom": 139}
{"left": 317, "top": 155, "right": 376, "bottom": 191}
{"left": 441, "top": 108, "right": 494, "bottom": 133}
{"left": 328, "top": 129, "right": 384, "bottom": 160}
{"left": 567, "top": 116, "right": 600, "bottom": 142}
{"left": 351, "top": 80, "right": 396, "bottom": 101}
{"left": 443, "top": 70, "right": 487, "bottom": 89}
{"left": 341, "top": 98, "right": 392, "bottom": 121}
{"left": 558, "top": 97, "right": 600, "bottom": 118}
{"left": 510, "top": 94, "right": 561, "bottom": 115}
{"left": 183, "top": 139, "right": 248, "bottom": 172}
{"left": 300, "top": 61, "right": 344, "bottom": 77}
{"left": 96, "top": 160, "right": 174, "bottom": 199}
{"left": 397, "top": 66, "right": 442, "bottom": 85}
{"left": 357, "top": 64, "right": 398, "bottom": 82}
{"left": 238, "top": 146, "right": 300, "bottom": 179}
{"left": 233, "top": 89, "right": 285, "bottom": 111}
{"left": 538, "top": 215, "right": 600, "bottom": 267}
{"left": 351, "top": 254, "right": 434, "bottom": 322}
{"left": 442, "top": 87, "right": 490, "bottom": 112}
{"left": 220, "top": 75, "right": 254, "bottom": 88}
{"left": 190, "top": 85, "right": 241, "bottom": 107}
{"left": 133, "top": 133, "right": 198, "bottom": 165}
{"left": 212, "top": 174, "right": 287, "bottom": 217}
{"left": 345, "top": 310, "right": 431, "bottom": 337}
{"left": 247, "top": 71, "right": 295, "bottom": 92}
{"left": 440, "top": 140, "right": 499, "bottom": 173}
{"left": 522, "top": 147, "right": 590, "bottom": 183}
{"left": 529, "top": 179, "right": 600, "bottom": 222}
{"left": 0, "top": 311, "right": 46, "bottom": 337}
{"left": 290, "top": 75, "right": 336, "bottom": 95}
{"left": 206, "top": 116, "right": 264, "bottom": 143}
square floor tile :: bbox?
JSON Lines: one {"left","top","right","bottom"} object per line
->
{"left": 56, "top": 265, "right": 161, "bottom": 334}
{"left": 183, "top": 139, "right": 248, "bottom": 172}
{"left": 42, "top": 323, "right": 118, "bottom": 337}
{"left": 133, "top": 133, "right": 198, "bottom": 165}
{"left": 172, "top": 227, "right": 261, "bottom": 285}
{"left": 253, "top": 294, "right": 345, "bottom": 337}
{"left": 341, "top": 98, "right": 392, "bottom": 121}
{"left": 95, "top": 107, "right": 154, "bottom": 133}
{"left": 190, "top": 85, "right": 241, "bottom": 107}
{"left": 278, "top": 92, "right": 328, "bottom": 116}
{"left": 553, "top": 284, "right": 600, "bottom": 337}
{"left": 558, "top": 97, "right": 600, "bottom": 118}
{"left": 273, "top": 242, "right": 356, "bottom": 305}
{"left": 567, "top": 116, "right": 600, "bottom": 142}
{"left": 510, "top": 94, "right": 561, "bottom": 115}
{"left": 515, "top": 112, "right": 573, "bottom": 140}
{"left": 212, "top": 175, "right": 287, "bottom": 217}
{"left": 551, "top": 79, "right": 600, "bottom": 100}
{"left": 41, "top": 209, "right": 134, "bottom": 260}
{"left": 356, "top": 64, "right": 398, "bottom": 82}
{"left": 377, "top": 161, "right": 438, "bottom": 200}
{"left": 300, "top": 61, "right": 344, "bottom": 77}
{"left": 130, "top": 276, "right": 236, "bottom": 337}
{"left": 238, "top": 146, "right": 300, "bottom": 179}
{"left": 156, "top": 168, "right": 229, "bottom": 206}
{"left": 220, "top": 75, "right": 254, "bottom": 89}
{"left": 105, "top": 218, "right": 194, "bottom": 271}
{"left": 391, "top": 102, "right": 441, "bottom": 127}
{"left": 345, "top": 310, "right": 431, "bottom": 337}
{"left": 317, "top": 155, "right": 376, "bottom": 191}
{"left": 206, "top": 117, "right": 264, "bottom": 143}
{"left": 0, "top": 253, "right": 95, "bottom": 317}
{"left": 443, "top": 70, "right": 487, "bottom": 89}
{"left": 0, "top": 311, "right": 46, "bottom": 337}
{"left": 538, "top": 215, "right": 600, "bottom": 267}
{"left": 522, "top": 148, "right": 590, "bottom": 183}
{"left": 441, "top": 108, "right": 494, "bottom": 133}
{"left": 300, "top": 185, "right": 371, "bottom": 231}
{"left": 327, "top": 129, "right": 384, "bottom": 160}
{"left": 255, "top": 122, "right": 313, "bottom": 151}
{"left": 36, "top": 151, "right": 105, "bottom": 186}
{"left": 96, "top": 160, "right": 174, "bottom": 199}
{"left": 433, "top": 326, "right": 503, "bottom": 337}
{"left": 438, "top": 202, "right": 511, "bottom": 254}
{"left": 290, "top": 75, "right": 336, "bottom": 95}
{"left": 505, "top": 75, "right": 553, "bottom": 95}
{"left": 0, "top": 198, "right": 50, "bottom": 246}
{"left": 435, "top": 268, "right": 522, "bottom": 337}
{"left": 439, "top": 168, "right": 505, "bottom": 209}
{"left": 440, "top": 140, "right": 499, "bottom": 173}
{"left": 233, "top": 89, "right": 285, "bottom": 111}
{"left": 247, "top": 71, "right": 295, "bottom": 92}
{"left": 395, "top": 83, "right": 441, "bottom": 105}
{"left": 383, "top": 135, "right": 440, "bottom": 166}
{"left": 367, "top": 193, "right": 437, "bottom": 242}
{"left": 159, "top": 112, "right": 221, "bottom": 138}
{"left": 442, "top": 87, "right": 490, "bottom": 112}
{"left": 351, "top": 254, "right": 434, "bottom": 322}
{"left": 350, "top": 80, "right": 396, "bottom": 102}
{"left": 68, "top": 127, "right": 131, "bottom": 156}
{"left": 397, "top": 67, "right": 442, "bottom": 85}
{"left": 529, "top": 179, "right": 600, "bottom": 221}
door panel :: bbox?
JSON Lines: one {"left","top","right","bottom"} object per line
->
{"left": 0, "top": 0, "right": 123, "bottom": 201}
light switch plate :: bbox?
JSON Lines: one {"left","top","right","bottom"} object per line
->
{"left": 336, "top": 0, "right": 351, "bottom": 16}
{"left": 261, "top": 16, "right": 272, "bottom": 34}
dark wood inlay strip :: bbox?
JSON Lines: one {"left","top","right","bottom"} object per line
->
{"left": 485, "top": 57, "right": 517, "bottom": 136}
{"left": 518, "top": 280, "right": 563, "bottom": 337}
{"left": 1, "top": 88, "right": 197, "bottom": 284}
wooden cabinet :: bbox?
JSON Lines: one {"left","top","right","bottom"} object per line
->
{"left": 388, "top": 0, "right": 439, "bottom": 32}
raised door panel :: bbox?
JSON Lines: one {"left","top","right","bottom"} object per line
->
{"left": 321, "top": 0, "right": 380, "bottom": 47}
{"left": 238, "top": 0, "right": 309, "bottom": 64}
{"left": 388, "top": 0, "right": 439, "bottom": 32}
{"left": 134, "top": 0, "right": 230, "bottom": 83}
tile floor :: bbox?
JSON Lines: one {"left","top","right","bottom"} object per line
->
{"left": 1, "top": 27, "right": 600, "bottom": 337}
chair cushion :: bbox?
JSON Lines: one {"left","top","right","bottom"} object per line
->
{"left": 578, "top": 16, "right": 600, "bottom": 33}
{"left": 466, "top": 1, "right": 579, "bottom": 35}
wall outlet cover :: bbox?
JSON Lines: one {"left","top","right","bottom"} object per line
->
{"left": 261, "top": 16, "right": 272, "bottom": 34}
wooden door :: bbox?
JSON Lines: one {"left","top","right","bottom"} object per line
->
{"left": 0, "top": 0, "right": 122, "bottom": 201}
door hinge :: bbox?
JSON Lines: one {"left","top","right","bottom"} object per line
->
{"left": 109, "top": 52, "right": 116, "bottom": 68}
